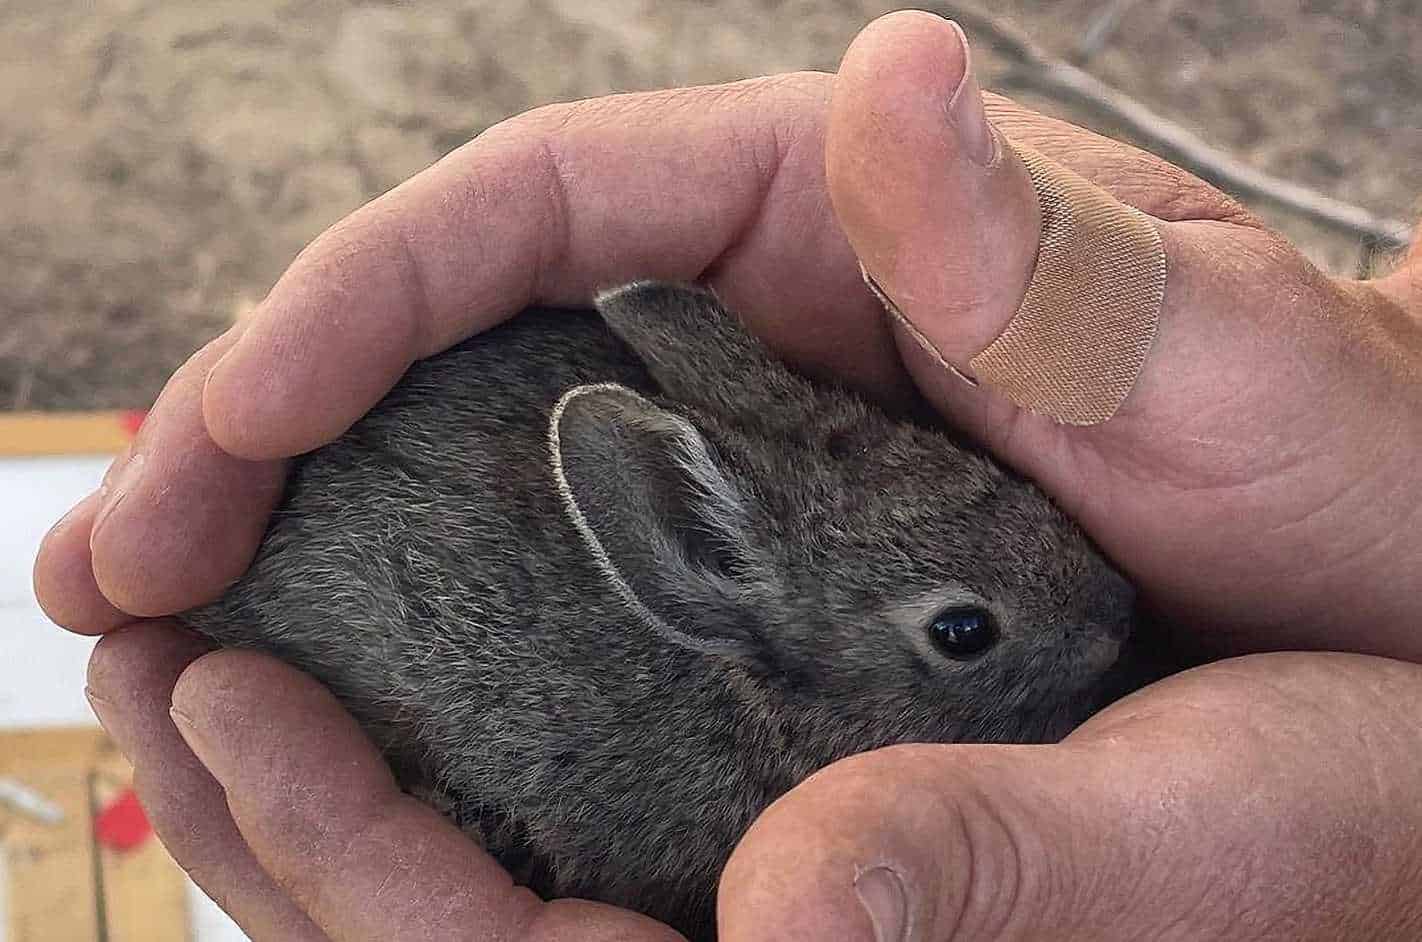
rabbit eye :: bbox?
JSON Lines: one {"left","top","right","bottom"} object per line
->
{"left": 928, "top": 607, "right": 998, "bottom": 659}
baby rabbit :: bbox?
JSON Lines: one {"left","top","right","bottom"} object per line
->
{"left": 181, "top": 281, "right": 1135, "bottom": 941}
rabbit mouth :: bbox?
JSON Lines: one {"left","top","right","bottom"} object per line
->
{"left": 1090, "top": 634, "right": 1129, "bottom": 675}
{"left": 1051, "top": 632, "right": 1129, "bottom": 699}
{"left": 1086, "top": 644, "right": 1172, "bottom": 714}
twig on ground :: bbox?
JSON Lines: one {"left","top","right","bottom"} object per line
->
{"left": 1072, "top": 0, "right": 1146, "bottom": 65}
{"left": 930, "top": 2, "right": 1414, "bottom": 250}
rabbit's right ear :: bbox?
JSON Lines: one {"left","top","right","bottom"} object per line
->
{"left": 549, "top": 383, "right": 767, "bottom": 658}
{"left": 595, "top": 281, "right": 827, "bottom": 434}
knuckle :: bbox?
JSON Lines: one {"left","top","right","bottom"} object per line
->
{"left": 934, "top": 778, "right": 1035, "bottom": 941}
{"left": 785, "top": 747, "right": 1043, "bottom": 940}
{"left": 1137, "top": 160, "right": 1248, "bottom": 223}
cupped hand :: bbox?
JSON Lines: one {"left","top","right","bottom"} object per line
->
{"left": 33, "top": 66, "right": 897, "bottom": 631}
{"left": 88, "top": 624, "right": 1422, "bottom": 942}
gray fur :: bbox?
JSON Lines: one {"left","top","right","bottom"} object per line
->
{"left": 181, "top": 281, "right": 1135, "bottom": 941}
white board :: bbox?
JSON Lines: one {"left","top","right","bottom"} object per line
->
{"left": 0, "top": 454, "right": 249, "bottom": 942}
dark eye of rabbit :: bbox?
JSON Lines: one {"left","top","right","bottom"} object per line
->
{"left": 928, "top": 607, "right": 999, "bottom": 659}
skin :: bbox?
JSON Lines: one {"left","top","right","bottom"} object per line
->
{"left": 33, "top": 11, "right": 1422, "bottom": 940}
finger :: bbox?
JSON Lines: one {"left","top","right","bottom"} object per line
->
{"left": 84, "top": 622, "right": 328, "bottom": 941}
{"left": 32, "top": 491, "right": 129, "bottom": 633}
{"left": 720, "top": 652, "right": 1422, "bottom": 940}
{"left": 34, "top": 326, "right": 288, "bottom": 623}
{"left": 203, "top": 72, "right": 906, "bottom": 461}
{"left": 827, "top": 12, "right": 1422, "bottom": 654}
{"left": 169, "top": 649, "right": 683, "bottom": 942}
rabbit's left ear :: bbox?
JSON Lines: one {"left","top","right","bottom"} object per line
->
{"left": 549, "top": 382, "right": 767, "bottom": 658}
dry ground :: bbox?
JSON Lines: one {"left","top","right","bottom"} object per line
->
{"left": 3, "top": 0, "right": 1419, "bottom": 411}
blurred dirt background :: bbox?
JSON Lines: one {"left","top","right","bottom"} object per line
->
{"left": 3, "top": 0, "right": 1420, "bottom": 411}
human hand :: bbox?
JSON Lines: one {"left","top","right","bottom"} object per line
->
{"left": 88, "top": 624, "right": 1422, "bottom": 942}
{"left": 33, "top": 65, "right": 904, "bottom": 636}
{"left": 34, "top": 16, "right": 1422, "bottom": 663}
{"left": 719, "top": 647, "right": 1422, "bottom": 940}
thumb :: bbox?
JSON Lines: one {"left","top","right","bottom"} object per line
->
{"left": 718, "top": 653, "right": 1422, "bottom": 941}
{"left": 827, "top": 11, "right": 1040, "bottom": 415}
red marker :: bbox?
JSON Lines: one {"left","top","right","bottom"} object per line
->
{"left": 94, "top": 787, "right": 152, "bottom": 852}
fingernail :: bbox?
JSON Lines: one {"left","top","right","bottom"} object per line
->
{"left": 855, "top": 865, "right": 910, "bottom": 942}
{"left": 44, "top": 489, "right": 102, "bottom": 541}
{"left": 90, "top": 453, "right": 146, "bottom": 546}
{"left": 945, "top": 21, "right": 996, "bottom": 167}
{"left": 169, "top": 706, "right": 219, "bottom": 774}
{"left": 203, "top": 346, "right": 234, "bottom": 403}
{"left": 86, "top": 687, "right": 115, "bottom": 734}
{"left": 204, "top": 319, "right": 253, "bottom": 405}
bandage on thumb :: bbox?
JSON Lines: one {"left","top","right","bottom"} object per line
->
{"left": 865, "top": 143, "right": 1167, "bottom": 426}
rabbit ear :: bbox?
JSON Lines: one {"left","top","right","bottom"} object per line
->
{"left": 549, "top": 382, "right": 765, "bottom": 658}
{"left": 594, "top": 281, "right": 826, "bottom": 434}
